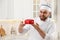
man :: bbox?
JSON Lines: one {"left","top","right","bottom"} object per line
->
{"left": 18, "top": 4, "right": 56, "bottom": 40}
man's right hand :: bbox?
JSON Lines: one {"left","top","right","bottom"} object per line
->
{"left": 18, "top": 21, "right": 25, "bottom": 33}
{"left": 19, "top": 21, "right": 25, "bottom": 28}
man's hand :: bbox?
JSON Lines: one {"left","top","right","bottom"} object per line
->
{"left": 18, "top": 21, "right": 25, "bottom": 33}
{"left": 32, "top": 23, "right": 39, "bottom": 30}
{"left": 31, "top": 23, "right": 46, "bottom": 39}
{"left": 19, "top": 21, "right": 25, "bottom": 28}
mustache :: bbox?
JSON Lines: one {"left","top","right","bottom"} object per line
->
{"left": 41, "top": 15, "right": 46, "bottom": 17}
{"left": 40, "top": 15, "right": 47, "bottom": 19}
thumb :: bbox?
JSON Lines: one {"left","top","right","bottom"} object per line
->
{"left": 36, "top": 23, "right": 39, "bottom": 26}
{"left": 20, "top": 21, "right": 23, "bottom": 23}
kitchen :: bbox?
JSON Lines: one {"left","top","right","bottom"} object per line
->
{"left": 0, "top": 0, "right": 60, "bottom": 40}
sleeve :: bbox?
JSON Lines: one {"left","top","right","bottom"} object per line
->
{"left": 43, "top": 22, "right": 57, "bottom": 40}
{"left": 20, "top": 25, "right": 32, "bottom": 34}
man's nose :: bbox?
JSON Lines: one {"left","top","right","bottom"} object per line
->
{"left": 41, "top": 13, "right": 44, "bottom": 15}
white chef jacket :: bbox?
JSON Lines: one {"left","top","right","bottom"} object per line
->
{"left": 22, "top": 17, "right": 57, "bottom": 40}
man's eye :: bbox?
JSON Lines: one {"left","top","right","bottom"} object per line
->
{"left": 40, "top": 11, "right": 42, "bottom": 13}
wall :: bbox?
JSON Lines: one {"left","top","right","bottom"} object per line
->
{"left": 14, "top": 0, "right": 33, "bottom": 19}
{"left": 0, "top": 0, "right": 33, "bottom": 19}
{"left": 57, "top": 0, "right": 60, "bottom": 40}
{"left": 57, "top": 0, "right": 60, "bottom": 33}
{"left": 0, "top": 0, "right": 14, "bottom": 19}
{"left": 0, "top": 0, "right": 7, "bottom": 19}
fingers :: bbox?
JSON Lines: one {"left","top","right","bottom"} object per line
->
{"left": 21, "top": 21, "right": 23, "bottom": 23}
{"left": 31, "top": 23, "right": 39, "bottom": 27}
{"left": 19, "top": 21, "right": 25, "bottom": 27}
{"left": 20, "top": 21, "right": 25, "bottom": 24}
{"left": 36, "top": 23, "right": 39, "bottom": 26}
{"left": 20, "top": 21, "right": 23, "bottom": 24}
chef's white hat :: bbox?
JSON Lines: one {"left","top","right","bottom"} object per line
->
{"left": 40, "top": 4, "right": 52, "bottom": 12}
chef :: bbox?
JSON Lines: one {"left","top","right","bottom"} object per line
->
{"left": 18, "top": 4, "right": 57, "bottom": 40}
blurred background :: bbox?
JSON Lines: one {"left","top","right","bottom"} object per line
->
{"left": 0, "top": 0, "right": 60, "bottom": 40}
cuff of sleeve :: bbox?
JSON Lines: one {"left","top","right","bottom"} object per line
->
{"left": 43, "top": 34, "right": 54, "bottom": 40}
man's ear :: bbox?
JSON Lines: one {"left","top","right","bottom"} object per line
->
{"left": 49, "top": 12, "right": 51, "bottom": 18}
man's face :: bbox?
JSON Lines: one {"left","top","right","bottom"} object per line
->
{"left": 39, "top": 9, "right": 50, "bottom": 21}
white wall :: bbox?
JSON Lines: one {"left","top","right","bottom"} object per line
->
{"left": 0, "top": 0, "right": 14, "bottom": 19}
{"left": 0, "top": 0, "right": 7, "bottom": 19}
{"left": 57, "top": 0, "right": 60, "bottom": 33}
{"left": 14, "top": 0, "right": 33, "bottom": 19}
{"left": 7, "top": 0, "right": 14, "bottom": 19}
{"left": 57, "top": 0, "right": 60, "bottom": 40}
{"left": 0, "top": 0, "right": 33, "bottom": 19}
